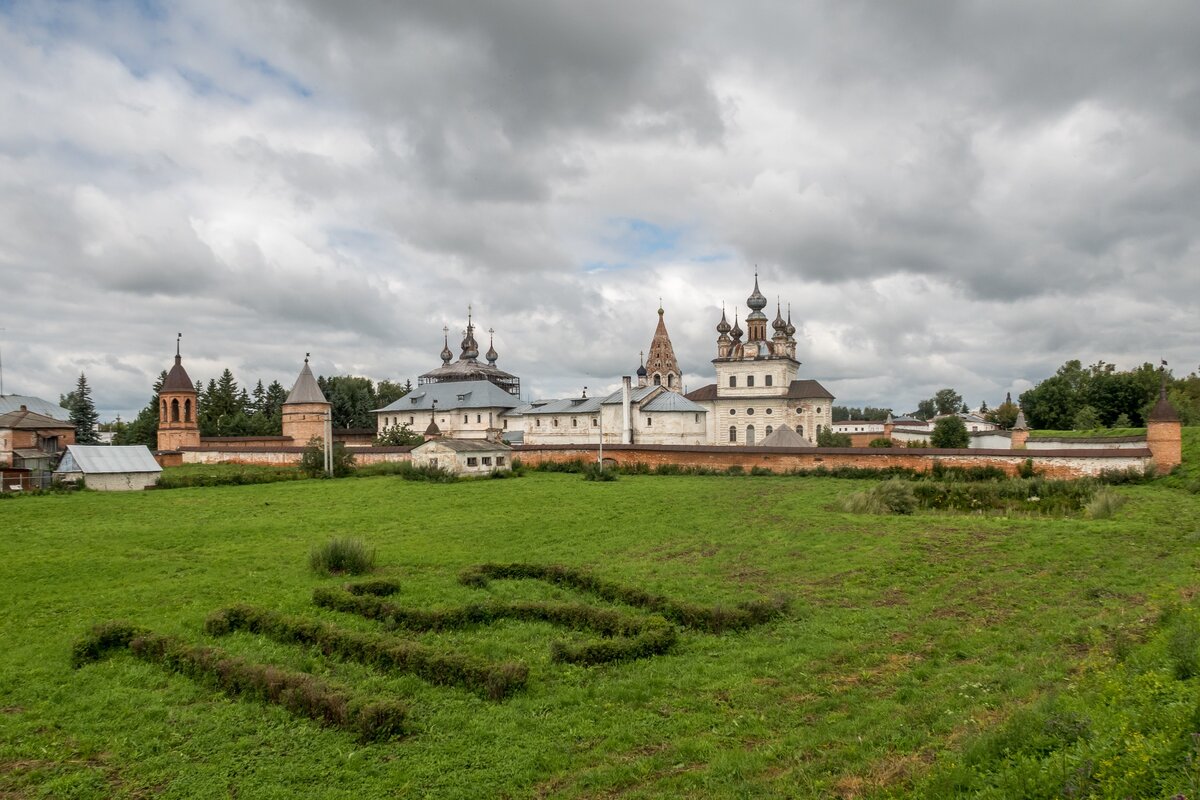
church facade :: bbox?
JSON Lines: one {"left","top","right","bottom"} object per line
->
{"left": 685, "top": 275, "right": 834, "bottom": 445}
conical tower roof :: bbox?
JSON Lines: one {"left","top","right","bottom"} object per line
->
{"left": 285, "top": 358, "right": 329, "bottom": 405}
{"left": 162, "top": 335, "right": 196, "bottom": 393}
{"left": 1149, "top": 374, "right": 1180, "bottom": 422}
{"left": 644, "top": 305, "right": 682, "bottom": 388}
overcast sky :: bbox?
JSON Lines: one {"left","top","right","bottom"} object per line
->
{"left": 2, "top": 1, "right": 1198, "bottom": 420}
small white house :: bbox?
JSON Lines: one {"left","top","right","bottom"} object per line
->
{"left": 410, "top": 438, "right": 512, "bottom": 475}
{"left": 54, "top": 445, "right": 162, "bottom": 491}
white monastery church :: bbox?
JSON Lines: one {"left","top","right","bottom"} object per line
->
{"left": 372, "top": 276, "right": 834, "bottom": 447}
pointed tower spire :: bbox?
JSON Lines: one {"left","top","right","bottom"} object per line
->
{"left": 644, "top": 304, "right": 682, "bottom": 391}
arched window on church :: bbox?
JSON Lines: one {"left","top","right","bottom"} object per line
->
{"left": 728, "top": 425, "right": 737, "bottom": 442}
{"left": 170, "top": 398, "right": 180, "bottom": 423}
{"left": 161, "top": 400, "right": 167, "bottom": 417}
{"left": 729, "top": 375, "right": 737, "bottom": 388}
{"left": 766, "top": 425, "right": 773, "bottom": 437}
{"left": 653, "top": 374, "right": 661, "bottom": 386}
{"left": 184, "top": 399, "right": 192, "bottom": 422}
{"left": 746, "top": 425, "right": 756, "bottom": 445}
{"left": 667, "top": 374, "right": 674, "bottom": 387}
{"left": 798, "top": 425, "right": 804, "bottom": 438}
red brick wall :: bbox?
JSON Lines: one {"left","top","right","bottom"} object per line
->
{"left": 514, "top": 444, "right": 1153, "bottom": 479}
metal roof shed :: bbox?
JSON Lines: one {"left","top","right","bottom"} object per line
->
{"left": 55, "top": 445, "right": 162, "bottom": 491}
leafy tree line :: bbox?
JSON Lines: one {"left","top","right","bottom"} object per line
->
{"left": 832, "top": 406, "right": 893, "bottom": 422}
{"left": 1019, "top": 360, "right": 1198, "bottom": 430}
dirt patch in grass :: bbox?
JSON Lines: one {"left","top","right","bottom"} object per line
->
{"left": 832, "top": 748, "right": 934, "bottom": 798}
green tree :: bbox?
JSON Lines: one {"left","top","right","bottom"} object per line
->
{"left": 63, "top": 373, "right": 100, "bottom": 444}
{"left": 934, "top": 388, "right": 964, "bottom": 416}
{"left": 986, "top": 393, "right": 1020, "bottom": 430}
{"left": 115, "top": 371, "right": 167, "bottom": 447}
{"left": 1073, "top": 405, "right": 1101, "bottom": 431}
{"left": 319, "top": 376, "right": 377, "bottom": 429}
{"left": 376, "top": 380, "right": 410, "bottom": 410}
{"left": 915, "top": 398, "right": 936, "bottom": 421}
{"left": 299, "top": 436, "right": 355, "bottom": 478}
{"left": 930, "top": 416, "right": 969, "bottom": 448}
{"left": 1112, "top": 412, "right": 1132, "bottom": 428}
{"left": 816, "top": 427, "right": 852, "bottom": 447}
{"left": 375, "top": 423, "right": 423, "bottom": 446}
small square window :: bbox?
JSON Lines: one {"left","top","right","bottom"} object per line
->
{"left": 496, "top": 456, "right": 505, "bottom": 466}
{"left": 466, "top": 457, "right": 478, "bottom": 467}
{"left": 646, "top": 416, "right": 652, "bottom": 426}
{"left": 748, "top": 375, "right": 755, "bottom": 387}
{"left": 482, "top": 456, "right": 492, "bottom": 466}
{"left": 765, "top": 375, "right": 773, "bottom": 387}
{"left": 729, "top": 376, "right": 737, "bottom": 388}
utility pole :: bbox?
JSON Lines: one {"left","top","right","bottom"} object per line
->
{"left": 325, "top": 408, "right": 333, "bottom": 476}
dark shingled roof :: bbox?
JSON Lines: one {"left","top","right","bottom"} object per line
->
{"left": 1149, "top": 388, "right": 1180, "bottom": 422}
{"left": 685, "top": 384, "right": 718, "bottom": 401}
{"left": 162, "top": 355, "right": 196, "bottom": 392}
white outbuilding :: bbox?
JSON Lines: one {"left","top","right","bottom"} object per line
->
{"left": 54, "top": 445, "right": 162, "bottom": 491}
{"left": 410, "top": 437, "right": 512, "bottom": 476}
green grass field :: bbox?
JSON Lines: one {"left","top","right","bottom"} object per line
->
{"left": 2, "top": 433, "right": 1199, "bottom": 798}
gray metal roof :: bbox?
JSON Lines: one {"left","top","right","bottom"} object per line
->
{"left": 374, "top": 380, "right": 522, "bottom": 413}
{"left": 641, "top": 392, "right": 708, "bottom": 413}
{"left": 600, "top": 385, "right": 660, "bottom": 405}
{"left": 414, "top": 438, "right": 512, "bottom": 453}
{"left": 758, "top": 424, "right": 815, "bottom": 448}
{"left": 284, "top": 362, "right": 329, "bottom": 405}
{"left": 56, "top": 445, "right": 162, "bottom": 474}
{"left": 521, "top": 396, "right": 605, "bottom": 415}
{"left": 0, "top": 395, "right": 70, "bottom": 421}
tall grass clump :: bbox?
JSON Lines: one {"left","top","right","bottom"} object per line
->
{"left": 1084, "top": 487, "right": 1127, "bottom": 519}
{"left": 310, "top": 537, "right": 375, "bottom": 576}
{"left": 840, "top": 479, "right": 917, "bottom": 515}
{"left": 582, "top": 462, "right": 618, "bottom": 481}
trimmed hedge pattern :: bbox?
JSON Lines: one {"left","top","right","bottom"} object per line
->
{"left": 205, "top": 605, "right": 527, "bottom": 699}
{"left": 345, "top": 579, "right": 401, "bottom": 597}
{"left": 458, "top": 563, "right": 787, "bottom": 633}
{"left": 72, "top": 621, "right": 406, "bottom": 742}
{"left": 313, "top": 587, "right": 678, "bottom": 665}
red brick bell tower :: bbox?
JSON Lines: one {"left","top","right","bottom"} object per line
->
{"left": 157, "top": 334, "right": 200, "bottom": 451}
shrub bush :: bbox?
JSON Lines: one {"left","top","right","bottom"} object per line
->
{"left": 457, "top": 563, "right": 787, "bottom": 633}
{"left": 582, "top": 462, "right": 618, "bottom": 481}
{"left": 840, "top": 479, "right": 917, "bottom": 515}
{"left": 310, "top": 538, "right": 375, "bottom": 576}
{"left": 345, "top": 579, "right": 401, "bottom": 597}
{"left": 205, "top": 605, "right": 527, "bottom": 699}
{"left": 156, "top": 467, "right": 302, "bottom": 489}
{"left": 73, "top": 623, "right": 406, "bottom": 741}
{"left": 930, "top": 416, "right": 969, "bottom": 448}
{"left": 868, "top": 437, "right": 894, "bottom": 448}
{"left": 299, "top": 437, "right": 356, "bottom": 478}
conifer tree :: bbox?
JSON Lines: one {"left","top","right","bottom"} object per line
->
{"left": 65, "top": 372, "right": 100, "bottom": 444}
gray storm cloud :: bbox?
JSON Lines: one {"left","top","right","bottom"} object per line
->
{"left": 0, "top": 0, "right": 1196, "bottom": 419}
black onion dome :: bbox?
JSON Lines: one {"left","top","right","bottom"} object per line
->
{"left": 716, "top": 308, "right": 731, "bottom": 334}
{"left": 729, "top": 313, "right": 743, "bottom": 341}
{"left": 746, "top": 275, "right": 768, "bottom": 312}
{"left": 772, "top": 303, "right": 787, "bottom": 332}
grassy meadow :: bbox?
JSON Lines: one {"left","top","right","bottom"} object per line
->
{"left": 2, "top": 432, "right": 1200, "bottom": 798}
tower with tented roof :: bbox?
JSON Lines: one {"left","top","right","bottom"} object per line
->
{"left": 157, "top": 334, "right": 200, "bottom": 451}
{"left": 640, "top": 302, "right": 683, "bottom": 392}
{"left": 281, "top": 355, "right": 332, "bottom": 445}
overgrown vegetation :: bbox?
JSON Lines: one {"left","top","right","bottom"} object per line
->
{"left": 312, "top": 586, "right": 678, "bottom": 665}
{"left": 309, "top": 537, "right": 375, "bottom": 576}
{"left": 299, "top": 438, "right": 356, "bottom": 478}
{"left": 72, "top": 622, "right": 406, "bottom": 742}
{"left": 905, "top": 603, "right": 1200, "bottom": 799}
{"left": 204, "top": 605, "right": 527, "bottom": 699}
{"left": 459, "top": 563, "right": 787, "bottom": 633}
{"left": 842, "top": 475, "right": 1110, "bottom": 516}
{"left": 155, "top": 463, "right": 303, "bottom": 488}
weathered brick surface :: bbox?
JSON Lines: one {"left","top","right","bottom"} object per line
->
{"left": 514, "top": 444, "right": 1153, "bottom": 479}
{"left": 1147, "top": 420, "right": 1182, "bottom": 471}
